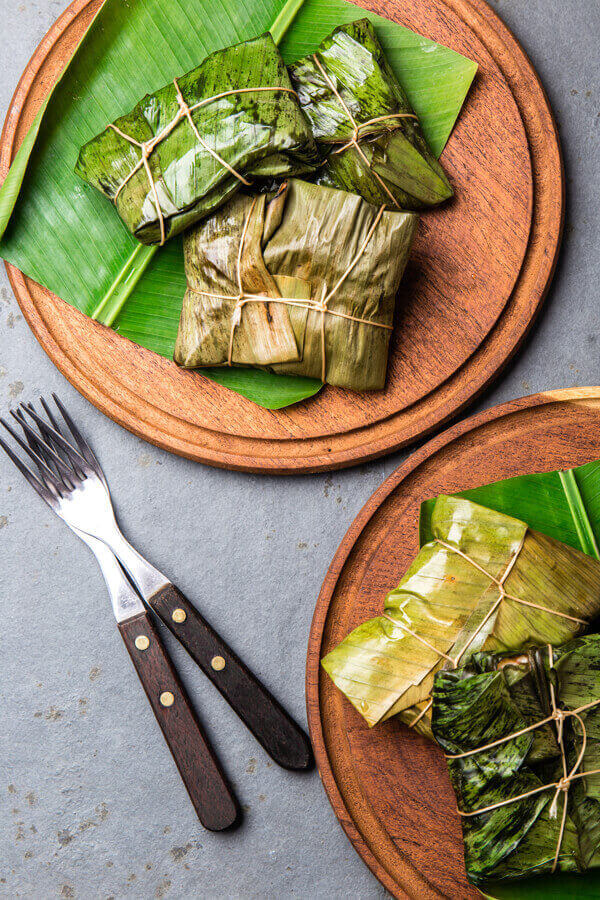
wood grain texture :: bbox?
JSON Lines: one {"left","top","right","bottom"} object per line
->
{"left": 306, "top": 387, "right": 600, "bottom": 899}
{"left": 118, "top": 611, "right": 238, "bottom": 831}
{"left": 0, "top": 0, "right": 563, "bottom": 472}
{"left": 150, "top": 584, "right": 314, "bottom": 770}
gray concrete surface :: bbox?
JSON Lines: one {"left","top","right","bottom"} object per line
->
{"left": 0, "top": 0, "right": 599, "bottom": 897}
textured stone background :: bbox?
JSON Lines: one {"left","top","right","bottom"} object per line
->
{"left": 0, "top": 0, "right": 599, "bottom": 897}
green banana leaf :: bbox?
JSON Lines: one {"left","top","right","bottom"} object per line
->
{"left": 0, "top": 0, "right": 476, "bottom": 409}
{"left": 419, "top": 460, "right": 600, "bottom": 560}
{"left": 321, "top": 495, "right": 600, "bottom": 737}
{"left": 175, "top": 179, "right": 418, "bottom": 389}
{"left": 289, "top": 19, "right": 453, "bottom": 209}
{"left": 432, "top": 636, "right": 600, "bottom": 885}
{"left": 75, "top": 33, "right": 319, "bottom": 245}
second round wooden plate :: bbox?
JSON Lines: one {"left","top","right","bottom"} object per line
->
{"left": 306, "top": 387, "right": 600, "bottom": 899}
{"left": 1, "top": 0, "right": 562, "bottom": 472}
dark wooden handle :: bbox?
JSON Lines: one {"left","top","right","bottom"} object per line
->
{"left": 149, "top": 585, "right": 313, "bottom": 771}
{"left": 118, "top": 611, "right": 238, "bottom": 830}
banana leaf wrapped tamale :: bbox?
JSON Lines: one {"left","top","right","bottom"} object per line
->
{"left": 75, "top": 34, "right": 319, "bottom": 245}
{"left": 174, "top": 178, "right": 418, "bottom": 391}
{"left": 289, "top": 19, "right": 453, "bottom": 211}
{"left": 432, "top": 635, "right": 600, "bottom": 884}
{"left": 321, "top": 496, "right": 600, "bottom": 738}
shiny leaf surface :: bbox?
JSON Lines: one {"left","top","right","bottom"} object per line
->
{"left": 75, "top": 34, "right": 319, "bottom": 245}
{"left": 290, "top": 19, "right": 453, "bottom": 208}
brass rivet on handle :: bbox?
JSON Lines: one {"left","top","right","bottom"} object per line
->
{"left": 172, "top": 608, "right": 187, "bottom": 624}
{"left": 160, "top": 691, "right": 175, "bottom": 707}
{"left": 135, "top": 635, "right": 150, "bottom": 651}
{"left": 211, "top": 656, "right": 226, "bottom": 671}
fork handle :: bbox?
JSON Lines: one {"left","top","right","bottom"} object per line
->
{"left": 149, "top": 585, "right": 313, "bottom": 771}
{"left": 118, "top": 611, "right": 238, "bottom": 830}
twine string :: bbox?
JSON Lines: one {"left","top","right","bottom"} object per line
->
{"left": 382, "top": 536, "right": 588, "bottom": 729}
{"left": 408, "top": 698, "right": 434, "bottom": 729}
{"left": 109, "top": 84, "right": 299, "bottom": 245}
{"left": 447, "top": 644, "right": 600, "bottom": 873}
{"left": 311, "top": 54, "right": 418, "bottom": 209}
{"left": 381, "top": 612, "right": 456, "bottom": 663}
{"left": 192, "top": 198, "right": 390, "bottom": 378}
{"left": 434, "top": 540, "right": 588, "bottom": 628}
{"left": 172, "top": 79, "right": 252, "bottom": 188}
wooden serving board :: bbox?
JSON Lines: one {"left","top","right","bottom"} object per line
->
{"left": 0, "top": 0, "right": 562, "bottom": 473}
{"left": 306, "top": 387, "right": 600, "bottom": 899}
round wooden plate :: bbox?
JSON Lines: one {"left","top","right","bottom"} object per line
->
{"left": 306, "top": 387, "right": 600, "bottom": 899}
{"left": 1, "top": 0, "right": 562, "bottom": 473}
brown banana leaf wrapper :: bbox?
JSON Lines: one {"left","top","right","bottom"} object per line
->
{"left": 289, "top": 19, "right": 453, "bottom": 211}
{"left": 432, "top": 636, "right": 600, "bottom": 883}
{"left": 321, "top": 496, "right": 600, "bottom": 738}
{"left": 75, "top": 34, "right": 319, "bottom": 245}
{"left": 174, "top": 178, "right": 418, "bottom": 391}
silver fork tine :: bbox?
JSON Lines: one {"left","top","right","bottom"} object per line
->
{"left": 22, "top": 403, "right": 83, "bottom": 484}
{"left": 39, "top": 397, "right": 61, "bottom": 433}
{"left": 38, "top": 398, "right": 73, "bottom": 460}
{"left": 0, "top": 433, "right": 58, "bottom": 504}
{"left": 13, "top": 407, "right": 78, "bottom": 490}
{"left": 51, "top": 393, "right": 103, "bottom": 478}
{"left": 18, "top": 404, "right": 89, "bottom": 471}
{"left": 11, "top": 409, "right": 82, "bottom": 485}
{"left": 0, "top": 417, "right": 64, "bottom": 491}
{"left": 38, "top": 397, "right": 87, "bottom": 483}
{"left": 14, "top": 412, "right": 61, "bottom": 492}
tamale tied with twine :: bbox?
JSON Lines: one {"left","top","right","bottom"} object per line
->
{"left": 106, "top": 83, "right": 299, "bottom": 247}
{"left": 321, "top": 496, "right": 600, "bottom": 737}
{"left": 75, "top": 33, "right": 319, "bottom": 245}
{"left": 289, "top": 19, "right": 454, "bottom": 211}
{"left": 432, "top": 635, "right": 600, "bottom": 883}
{"left": 174, "top": 179, "right": 418, "bottom": 391}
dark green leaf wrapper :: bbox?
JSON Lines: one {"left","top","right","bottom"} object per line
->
{"left": 289, "top": 19, "right": 454, "bottom": 210}
{"left": 432, "top": 636, "right": 600, "bottom": 884}
{"left": 75, "top": 34, "right": 319, "bottom": 245}
{"left": 174, "top": 178, "right": 418, "bottom": 391}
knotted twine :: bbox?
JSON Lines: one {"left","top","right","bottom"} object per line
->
{"left": 445, "top": 643, "right": 600, "bottom": 873}
{"left": 380, "top": 536, "right": 589, "bottom": 730}
{"left": 310, "top": 54, "right": 418, "bottom": 209}
{"left": 108, "top": 81, "right": 300, "bottom": 245}
{"left": 189, "top": 195, "right": 392, "bottom": 381}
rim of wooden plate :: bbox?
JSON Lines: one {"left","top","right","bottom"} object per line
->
{"left": 1, "top": 0, "right": 564, "bottom": 473}
{"left": 306, "top": 386, "right": 600, "bottom": 899}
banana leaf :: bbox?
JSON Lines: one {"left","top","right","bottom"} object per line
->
{"left": 175, "top": 179, "right": 418, "bottom": 389}
{"left": 321, "top": 496, "right": 600, "bottom": 737}
{"left": 289, "top": 19, "right": 453, "bottom": 209}
{"left": 0, "top": 0, "right": 476, "bottom": 409}
{"left": 432, "top": 635, "right": 600, "bottom": 885}
{"left": 75, "top": 34, "right": 319, "bottom": 245}
{"left": 419, "top": 459, "right": 600, "bottom": 559}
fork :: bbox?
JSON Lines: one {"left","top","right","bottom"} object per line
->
{"left": 0, "top": 397, "right": 313, "bottom": 814}
{"left": 1, "top": 400, "right": 238, "bottom": 830}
